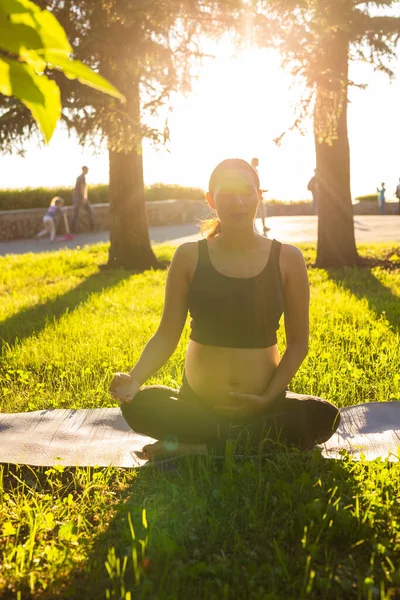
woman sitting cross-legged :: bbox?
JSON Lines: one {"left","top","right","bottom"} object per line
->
{"left": 109, "top": 158, "right": 340, "bottom": 458}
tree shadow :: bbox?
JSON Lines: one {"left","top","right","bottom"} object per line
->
{"left": 0, "top": 269, "right": 132, "bottom": 354}
{"left": 0, "top": 250, "right": 171, "bottom": 355}
{"left": 326, "top": 266, "right": 400, "bottom": 334}
{"left": 24, "top": 451, "right": 399, "bottom": 600}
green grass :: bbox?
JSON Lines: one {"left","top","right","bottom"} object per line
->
{"left": 0, "top": 242, "right": 399, "bottom": 599}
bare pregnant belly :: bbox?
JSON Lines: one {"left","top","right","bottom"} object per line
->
{"left": 184, "top": 341, "right": 280, "bottom": 406}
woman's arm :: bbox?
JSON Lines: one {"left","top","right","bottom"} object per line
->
{"left": 129, "top": 243, "right": 193, "bottom": 383}
{"left": 261, "top": 244, "right": 310, "bottom": 404}
{"left": 109, "top": 243, "right": 195, "bottom": 402}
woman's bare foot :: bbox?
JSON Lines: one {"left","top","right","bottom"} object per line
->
{"left": 142, "top": 440, "right": 207, "bottom": 459}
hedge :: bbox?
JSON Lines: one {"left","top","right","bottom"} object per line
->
{"left": 0, "top": 183, "right": 206, "bottom": 211}
{"left": 1, "top": 185, "right": 389, "bottom": 211}
{"left": 354, "top": 194, "right": 398, "bottom": 203}
{"left": 355, "top": 194, "right": 379, "bottom": 203}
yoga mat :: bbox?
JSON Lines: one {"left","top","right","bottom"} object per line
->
{"left": 322, "top": 401, "right": 400, "bottom": 461}
{"left": 0, "top": 408, "right": 154, "bottom": 468}
{"left": 0, "top": 401, "right": 399, "bottom": 468}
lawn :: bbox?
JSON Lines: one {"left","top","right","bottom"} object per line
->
{"left": 0, "top": 242, "right": 399, "bottom": 599}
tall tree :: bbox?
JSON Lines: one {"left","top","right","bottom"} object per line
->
{"left": 0, "top": 0, "right": 239, "bottom": 270}
{"left": 253, "top": 0, "right": 400, "bottom": 266}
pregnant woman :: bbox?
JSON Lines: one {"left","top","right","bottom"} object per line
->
{"left": 110, "top": 159, "right": 340, "bottom": 457}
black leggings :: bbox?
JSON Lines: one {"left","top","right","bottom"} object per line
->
{"left": 121, "top": 374, "right": 340, "bottom": 453}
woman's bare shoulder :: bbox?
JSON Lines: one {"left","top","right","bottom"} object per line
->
{"left": 279, "top": 243, "right": 307, "bottom": 281}
{"left": 174, "top": 241, "right": 199, "bottom": 260}
{"left": 280, "top": 242, "right": 305, "bottom": 262}
{"left": 172, "top": 242, "right": 199, "bottom": 279}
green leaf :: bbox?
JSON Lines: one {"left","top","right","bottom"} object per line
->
{"left": 32, "top": 8, "right": 72, "bottom": 53}
{"left": 0, "top": 56, "right": 44, "bottom": 102}
{"left": 0, "top": 0, "right": 39, "bottom": 15}
{"left": 0, "top": 0, "right": 121, "bottom": 141}
{"left": 0, "top": 57, "right": 61, "bottom": 142}
{"left": 3, "top": 522, "right": 16, "bottom": 536}
{"left": 0, "top": 13, "right": 43, "bottom": 54}
{"left": 58, "top": 521, "right": 78, "bottom": 541}
{"left": 0, "top": 0, "right": 72, "bottom": 54}
{"left": 23, "top": 74, "right": 61, "bottom": 142}
{"left": 20, "top": 47, "right": 46, "bottom": 73}
{"left": 10, "top": 5, "right": 72, "bottom": 54}
{"left": 0, "top": 60, "right": 13, "bottom": 96}
{"left": 45, "top": 52, "right": 125, "bottom": 101}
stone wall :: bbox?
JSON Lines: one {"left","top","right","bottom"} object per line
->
{"left": 352, "top": 200, "right": 398, "bottom": 215}
{"left": 0, "top": 200, "right": 211, "bottom": 242}
{"left": 267, "top": 200, "right": 398, "bottom": 216}
{"left": 0, "top": 198, "right": 398, "bottom": 241}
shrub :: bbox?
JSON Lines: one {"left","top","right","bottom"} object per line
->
{"left": 0, "top": 183, "right": 206, "bottom": 211}
{"left": 268, "top": 199, "right": 310, "bottom": 206}
{"left": 355, "top": 194, "right": 378, "bottom": 203}
{"left": 145, "top": 183, "right": 205, "bottom": 202}
{"left": 0, "top": 183, "right": 314, "bottom": 212}
{"left": 0, "top": 185, "right": 108, "bottom": 211}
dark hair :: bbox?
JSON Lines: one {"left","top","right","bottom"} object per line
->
{"left": 201, "top": 158, "right": 260, "bottom": 239}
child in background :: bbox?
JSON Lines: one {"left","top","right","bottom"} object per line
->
{"left": 36, "top": 197, "right": 73, "bottom": 242}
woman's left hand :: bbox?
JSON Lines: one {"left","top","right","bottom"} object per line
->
{"left": 212, "top": 392, "right": 273, "bottom": 418}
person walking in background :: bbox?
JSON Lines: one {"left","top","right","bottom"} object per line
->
{"left": 251, "top": 157, "right": 269, "bottom": 235}
{"left": 395, "top": 178, "right": 400, "bottom": 214}
{"left": 376, "top": 182, "right": 386, "bottom": 215}
{"left": 307, "top": 169, "right": 319, "bottom": 215}
{"left": 71, "top": 166, "right": 94, "bottom": 233}
{"left": 36, "top": 196, "right": 71, "bottom": 242}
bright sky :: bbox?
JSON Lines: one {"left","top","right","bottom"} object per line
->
{"left": 1, "top": 40, "right": 399, "bottom": 201}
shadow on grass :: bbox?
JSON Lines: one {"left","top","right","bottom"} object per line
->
{"left": 20, "top": 451, "right": 399, "bottom": 600}
{"left": 0, "top": 269, "right": 132, "bottom": 354}
{"left": 327, "top": 267, "right": 400, "bottom": 334}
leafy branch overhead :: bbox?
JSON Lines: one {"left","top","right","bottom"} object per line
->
{"left": 253, "top": 0, "right": 400, "bottom": 144}
{"left": 0, "top": 0, "right": 124, "bottom": 142}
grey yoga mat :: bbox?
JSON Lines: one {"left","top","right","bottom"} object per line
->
{"left": 0, "top": 401, "right": 399, "bottom": 468}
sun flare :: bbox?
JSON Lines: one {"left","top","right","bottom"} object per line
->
{"left": 0, "top": 42, "right": 399, "bottom": 201}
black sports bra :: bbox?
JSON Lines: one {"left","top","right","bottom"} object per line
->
{"left": 187, "top": 239, "right": 284, "bottom": 348}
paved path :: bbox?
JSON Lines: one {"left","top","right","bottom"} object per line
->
{"left": 0, "top": 216, "right": 399, "bottom": 256}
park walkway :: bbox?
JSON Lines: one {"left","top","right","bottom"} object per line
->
{"left": 0, "top": 215, "right": 399, "bottom": 256}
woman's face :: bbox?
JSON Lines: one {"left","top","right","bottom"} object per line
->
{"left": 209, "top": 168, "right": 261, "bottom": 227}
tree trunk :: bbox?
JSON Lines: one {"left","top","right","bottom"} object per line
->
{"left": 107, "top": 147, "right": 159, "bottom": 270}
{"left": 315, "top": 30, "right": 360, "bottom": 268}
{"left": 106, "top": 78, "right": 159, "bottom": 271}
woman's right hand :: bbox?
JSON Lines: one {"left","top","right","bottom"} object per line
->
{"left": 109, "top": 372, "right": 141, "bottom": 405}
